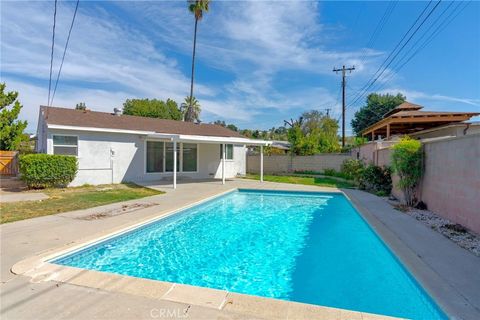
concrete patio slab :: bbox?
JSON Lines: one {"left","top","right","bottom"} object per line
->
{"left": 0, "top": 192, "right": 49, "bottom": 203}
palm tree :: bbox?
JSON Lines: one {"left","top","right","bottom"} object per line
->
{"left": 181, "top": 96, "right": 201, "bottom": 122}
{"left": 186, "top": 0, "right": 209, "bottom": 121}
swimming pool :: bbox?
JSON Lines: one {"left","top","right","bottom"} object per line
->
{"left": 52, "top": 189, "right": 446, "bottom": 319}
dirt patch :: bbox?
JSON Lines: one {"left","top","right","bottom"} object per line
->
{"left": 386, "top": 198, "right": 480, "bottom": 257}
{"left": 79, "top": 203, "right": 158, "bottom": 220}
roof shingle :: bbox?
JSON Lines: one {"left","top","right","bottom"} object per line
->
{"left": 41, "top": 106, "right": 246, "bottom": 138}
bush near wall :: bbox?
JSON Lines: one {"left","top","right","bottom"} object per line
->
{"left": 340, "top": 159, "right": 365, "bottom": 182}
{"left": 19, "top": 154, "right": 78, "bottom": 188}
{"left": 359, "top": 164, "right": 392, "bottom": 196}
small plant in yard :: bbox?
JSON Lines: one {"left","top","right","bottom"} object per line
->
{"left": 391, "top": 136, "right": 423, "bottom": 206}
{"left": 340, "top": 158, "right": 365, "bottom": 182}
{"left": 19, "top": 154, "right": 78, "bottom": 188}
{"left": 358, "top": 164, "right": 392, "bottom": 196}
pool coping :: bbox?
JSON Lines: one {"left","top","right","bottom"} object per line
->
{"left": 11, "top": 187, "right": 401, "bottom": 320}
{"left": 343, "top": 191, "right": 458, "bottom": 319}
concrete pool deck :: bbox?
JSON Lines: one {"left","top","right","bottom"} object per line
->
{"left": 1, "top": 179, "right": 479, "bottom": 319}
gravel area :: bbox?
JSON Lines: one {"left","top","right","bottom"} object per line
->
{"left": 386, "top": 198, "right": 480, "bottom": 257}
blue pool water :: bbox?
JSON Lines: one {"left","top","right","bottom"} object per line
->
{"left": 53, "top": 190, "right": 446, "bottom": 319}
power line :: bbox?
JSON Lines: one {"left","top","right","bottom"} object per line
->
{"left": 355, "top": 0, "right": 469, "bottom": 106}
{"left": 375, "top": 0, "right": 469, "bottom": 90}
{"left": 47, "top": 0, "right": 58, "bottom": 106}
{"left": 358, "top": 1, "right": 398, "bottom": 65}
{"left": 51, "top": 0, "right": 80, "bottom": 105}
{"left": 351, "top": 1, "right": 444, "bottom": 108}
{"left": 347, "top": 0, "right": 439, "bottom": 108}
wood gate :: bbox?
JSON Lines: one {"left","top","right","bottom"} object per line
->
{"left": 0, "top": 151, "right": 19, "bottom": 176}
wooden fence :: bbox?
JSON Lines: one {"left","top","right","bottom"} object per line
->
{"left": 0, "top": 151, "right": 19, "bottom": 176}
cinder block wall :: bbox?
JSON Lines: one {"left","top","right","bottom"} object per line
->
{"left": 420, "top": 134, "right": 480, "bottom": 234}
{"left": 359, "top": 134, "right": 480, "bottom": 234}
{"left": 246, "top": 154, "right": 352, "bottom": 174}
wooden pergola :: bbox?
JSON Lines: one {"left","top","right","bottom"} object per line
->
{"left": 361, "top": 102, "right": 480, "bottom": 140}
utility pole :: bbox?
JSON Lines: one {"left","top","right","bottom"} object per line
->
{"left": 324, "top": 108, "right": 332, "bottom": 118}
{"left": 333, "top": 65, "right": 355, "bottom": 147}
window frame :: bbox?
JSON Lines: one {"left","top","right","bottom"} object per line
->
{"left": 181, "top": 143, "right": 199, "bottom": 172}
{"left": 52, "top": 134, "right": 78, "bottom": 156}
{"left": 220, "top": 144, "right": 234, "bottom": 161}
{"left": 145, "top": 140, "right": 165, "bottom": 173}
{"left": 144, "top": 140, "right": 199, "bottom": 174}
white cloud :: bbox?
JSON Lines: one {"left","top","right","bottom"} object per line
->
{"left": 378, "top": 88, "right": 480, "bottom": 108}
{"left": 1, "top": 1, "right": 214, "bottom": 128}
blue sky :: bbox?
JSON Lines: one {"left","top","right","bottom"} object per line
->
{"left": 1, "top": 1, "right": 479, "bottom": 134}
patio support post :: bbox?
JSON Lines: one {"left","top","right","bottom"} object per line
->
{"left": 386, "top": 124, "right": 391, "bottom": 140}
{"left": 173, "top": 141, "right": 177, "bottom": 189}
{"left": 222, "top": 143, "right": 226, "bottom": 185}
{"left": 260, "top": 145, "right": 264, "bottom": 182}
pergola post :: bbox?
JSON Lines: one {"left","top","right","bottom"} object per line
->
{"left": 222, "top": 143, "right": 226, "bottom": 185}
{"left": 260, "top": 145, "right": 264, "bottom": 182}
{"left": 173, "top": 141, "right": 177, "bottom": 189}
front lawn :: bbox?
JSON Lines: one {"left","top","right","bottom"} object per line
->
{"left": 243, "top": 174, "right": 355, "bottom": 189}
{"left": 0, "top": 183, "right": 163, "bottom": 224}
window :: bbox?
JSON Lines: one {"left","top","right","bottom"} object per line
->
{"left": 53, "top": 135, "right": 78, "bottom": 155}
{"left": 220, "top": 144, "right": 234, "bottom": 160}
{"left": 146, "top": 141, "right": 164, "bottom": 173}
{"left": 182, "top": 143, "right": 197, "bottom": 172}
{"left": 165, "top": 142, "right": 181, "bottom": 172}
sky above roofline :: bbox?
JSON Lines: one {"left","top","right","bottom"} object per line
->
{"left": 1, "top": 0, "right": 479, "bottom": 134}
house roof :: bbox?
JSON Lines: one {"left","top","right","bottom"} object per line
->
{"left": 382, "top": 101, "right": 422, "bottom": 118}
{"left": 41, "top": 106, "right": 246, "bottom": 138}
{"left": 361, "top": 102, "right": 480, "bottom": 138}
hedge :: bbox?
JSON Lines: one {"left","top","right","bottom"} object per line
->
{"left": 19, "top": 154, "right": 78, "bottom": 188}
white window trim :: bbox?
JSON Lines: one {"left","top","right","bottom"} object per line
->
{"left": 145, "top": 140, "right": 165, "bottom": 174}
{"left": 221, "top": 144, "right": 234, "bottom": 161}
{"left": 144, "top": 140, "right": 199, "bottom": 174}
{"left": 181, "top": 142, "right": 200, "bottom": 173}
{"left": 52, "top": 134, "right": 79, "bottom": 156}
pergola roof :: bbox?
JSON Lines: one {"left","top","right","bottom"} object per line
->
{"left": 361, "top": 102, "right": 480, "bottom": 138}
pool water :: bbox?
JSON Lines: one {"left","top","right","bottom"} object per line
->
{"left": 53, "top": 190, "right": 446, "bottom": 319}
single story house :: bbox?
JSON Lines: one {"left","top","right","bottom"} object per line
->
{"left": 36, "top": 106, "right": 270, "bottom": 188}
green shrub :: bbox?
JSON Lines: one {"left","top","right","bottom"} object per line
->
{"left": 341, "top": 159, "right": 365, "bottom": 182}
{"left": 19, "top": 154, "right": 78, "bottom": 189}
{"left": 359, "top": 164, "right": 392, "bottom": 195}
{"left": 323, "top": 168, "right": 337, "bottom": 176}
{"left": 391, "top": 137, "right": 423, "bottom": 206}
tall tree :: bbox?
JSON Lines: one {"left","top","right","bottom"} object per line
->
{"left": 181, "top": 96, "right": 201, "bottom": 122}
{"left": 122, "top": 98, "right": 182, "bottom": 120}
{"left": 186, "top": 0, "right": 210, "bottom": 121}
{"left": 0, "top": 83, "right": 28, "bottom": 150}
{"left": 351, "top": 93, "right": 406, "bottom": 136}
{"left": 285, "top": 110, "right": 340, "bottom": 155}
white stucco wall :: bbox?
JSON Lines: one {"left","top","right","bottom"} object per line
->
{"left": 35, "top": 110, "right": 48, "bottom": 153}
{"left": 45, "top": 129, "right": 246, "bottom": 186}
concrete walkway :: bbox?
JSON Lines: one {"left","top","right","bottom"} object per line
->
{"left": 344, "top": 189, "right": 480, "bottom": 320}
{"left": 1, "top": 179, "right": 478, "bottom": 319}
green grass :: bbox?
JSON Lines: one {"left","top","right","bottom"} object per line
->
{"left": 293, "top": 169, "right": 352, "bottom": 180}
{"left": 0, "top": 183, "right": 163, "bottom": 224}
{"left": 244, "top": 174, "right": 355, "bottom": 189}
